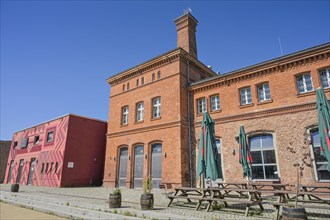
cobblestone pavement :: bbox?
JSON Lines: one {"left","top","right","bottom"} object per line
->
{"left": 1, "top": 184, "right": 329, "bottom": 220}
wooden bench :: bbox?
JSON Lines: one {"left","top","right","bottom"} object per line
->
{"left": 201, "top": 197, "right": 261, "bottom": 216}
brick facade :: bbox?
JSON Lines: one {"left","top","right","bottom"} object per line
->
{"left": 103, "top": 12, "right": 330, "bottom": 188}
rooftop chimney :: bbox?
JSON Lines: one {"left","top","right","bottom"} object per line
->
{"left": 174, "top": 10, "right": 198, "bottom": 59}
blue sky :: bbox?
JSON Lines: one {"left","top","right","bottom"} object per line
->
{"left": 1, "top": 1, "right": 329, "bottom": 140}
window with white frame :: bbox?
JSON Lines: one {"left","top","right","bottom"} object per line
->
{"left": 240, "top": 87, "right": 252, "bottom": 105}
{"left": 249, "top": 134, "right": 278, "bottom": 180}
{"left": 136, "top": 102, "right": 144, "bottom": 122}
{"left": 210, "top": 95, "right": 220, "bottom": 111}
{"left": 215, "top": 139, "right": 223, "bottom": 179}
{"left": 257, "top": 83, "right": 271, "bottom": 102}
{"left": 197, "top": 98, "right": 207, "bottom": 114}
{"left": 122, "top": 106, "right": 129, "bottom": 125}
{"left": 319, "top": 68, "right": 330, "bottom": 89}
{"left": 296, "top": 73, "right": 314, "bottom": 94}
{"left": 152, "top": 97, "right": 161, "bottom": 118}
{"left": 311, "top": 130, "right": 330, "bottom": 181}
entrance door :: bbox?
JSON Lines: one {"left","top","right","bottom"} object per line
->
{"left": 151, "top": 143, "right": 162, "bottom": 187}
{"left": 7, "top": 160, "right": 14, "bottom": 183}
{"left": 133, "top": 145, "right": 144, "bottom": 188}
{"left": 27, "top": 158, "right": 36, "bottom": 185}
{"left": 118, "top": 147, "right": 128, "bottom": 187}
{"left": 16, "top": 159, "right": 24, "bottom": 184}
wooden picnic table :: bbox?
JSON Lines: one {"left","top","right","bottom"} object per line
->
{"left": 166, "top": 187, "right": 204, "bottom": 209}
{"left": 300, "top": 184, "right": 330, "bottom": 201}
{"left": 250, "top": 182, "right": 290, "bottom": 199}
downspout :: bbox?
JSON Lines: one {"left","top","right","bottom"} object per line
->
{"left": 187, "top": 60, "right": 193, "bottom": 187}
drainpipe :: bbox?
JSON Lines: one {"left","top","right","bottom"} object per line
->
{"left": 187, "top": 60, "right": 193, "bottom": 187}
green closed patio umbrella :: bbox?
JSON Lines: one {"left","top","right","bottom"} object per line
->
{"left": 239, "top": 125, "right": 253, "bottom": 179}
{"left": 197, "top": 112, "right": 222, "bottom": 186}
{"left": 316, "top": 88, "right": 330, "bottom": 172}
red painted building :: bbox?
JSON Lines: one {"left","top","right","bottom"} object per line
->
{"left": 4, "top": 114, "right": 107, "bottom": 187}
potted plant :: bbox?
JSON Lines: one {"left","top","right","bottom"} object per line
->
{"left": 283, "top": 141, "right": 313, "bottom": 220}
{"left": 109, "top": 188, "right": 121, "bottom": 208}
{"left": 140, "top": 176, "right": 154, "bottom": 210}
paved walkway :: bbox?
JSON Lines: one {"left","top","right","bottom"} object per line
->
{"left": 0, "top": 202, "right": 67, "bottom": 220}
{"left": 1, "top": 184, "right": 329, "bottom": 220}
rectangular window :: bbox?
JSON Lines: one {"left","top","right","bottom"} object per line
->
{"left": 136, "top": 102, "right": 144, "bottom": 122}
{"left": 320, "top": 68, "right": 330, "bottom": 89}
{"left": 47, "top": 131, "right": 54, "bottom": 143}
{"left": 21, "top": 138, "right": 29, "bottom": 148}
{"left": 122, "top": 106, "right": 129, "bottom": 125}
{"left": 34, "top": 136, "right": 40, "bottom": 145}
{"left": 45, "top": 163, "right": 49, "bottom": 173}
{"left": 250, "top": 134, "right": 278, "bottom": 180}
{"left": 240, "top": 87, "right": 252, "bottom": 105}
{"left": 311, "top": 131, "right": 330, "bottom": 181}
{"left": 127, "top": 83, "right": 130, "bottom": 90}
{"left": 13, "top": 141, "right": 18, "bottom": 149}
{"left": 257, "top": 83, "right": 271, "bottom": 102}
{"left": 210, "top": 95, "right": 220, "bottom": 111}
{"left": 41, "top": 163, "right": 45, "bottom": 173}
{"left": 197, "top": 98, "right": 207, "bottom": 114}
{"left": 54, "top": 162, "right": 59, "bottom": 173}
{"left": 50, "top": 162, "right": 54, "bottom": 173}
{"left": 152, "top": 97, "right": 161, "bottom": 118}
{"left": 136, "top": 79, "right": 139, "bottom": 87}
{"left": 296, "top": 73, "right": 314, "bottom": 94}
{"left": 152, "top": 73, "right": 155, "bottom": 81}
{"left": 141, "top": 77, "right": 144, "bottom": 85}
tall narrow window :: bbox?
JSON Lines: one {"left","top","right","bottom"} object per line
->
{"left": 41, "top": 163, "right": 45, "bottom": 173}
{"left": 13, "top": 141, "right": 18, "bottom": 149}
{"left": 122, "top": 106, "right": 129, "bottom": 125}
{"left": 216, "top": 139, "right": 223, "bottom": 179}
{"left": 127, "top": 82, "right": 130, "bottom": 90}
{"left": 54, "top": 162, "right": 59, "bottom": 173}
{"left": 249, "top": 134, "right": 278, "bottom": 180}
{"left": 296, "top": 73, "right": 313, "bottom": 94}
{"left": 197, "top": 98, "right": 207, "bottom": 114}
{"left": 311, "top": 130, "right": 330, "bottom": 180}
{"left": 157, "top": 71, "right": 161, "bottom": 79}
{"left": 141, "top": 77, "right": 144, "bottom": 85}
{"left": 152, "top": 97, "right": 161, "bottom": 118}
{"left": 136, "top": 102, "right": 144, "bottom": 122}
{"left": 257, "top": 83, "right": 271, "bottom": 102}
{"left": 210, "top": 95, "right": 220, "bottom": 111}
{"left": 240, "top": 87, "right": 252, "bottom": 105}
{"left": 136, "top": 79, "right": 139, "bottom": 87}
{"left": 123, "top": 84, "right": 125, "bottom": 91}
{"left": 320, "top": 68, "right": 330, "bottom": 89}
{"left": 152, "top": 73, "right": 155, "bottom": 81}
{"left": 34, "top": 136, "right": 40, "bottom": 145}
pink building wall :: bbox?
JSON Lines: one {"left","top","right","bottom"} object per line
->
{"left": 4, "top": 114, "right": 107, "bottom": 187}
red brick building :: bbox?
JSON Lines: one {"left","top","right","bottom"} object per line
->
{"left": 103, "top": 12, "right": 330, "bottom": 188}
{"left": 4, "top": 114, "right": 107, "bottom": 187}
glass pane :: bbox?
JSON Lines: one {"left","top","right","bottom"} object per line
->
{"left": 316, "top": 164, "right": 330, "bottom": 180}
{"left": 134, "top": 146, "right": 144, "bottom": 188}
{"left": 216, "top": 139, "right": 221, "bottom": 153}
{"left": 250, "top": 136, "right": 261, "bottom": 150}
{"left": 251, "top": 151, "right": 262, "bottom": 164}
{"left": 263, "top": 150, "right": 276, "bottom": 164}
{"left": 314, "top": 147, "right": 327, "bottom": 162}
{"left": 311, "top": 131, "right": 320, "bottom": 147}
{"left": 261, "top": 135, "right": 273, "bottom": 148}
{"left": 252, "top": 166, "right": 264, "bottom": 179}
{"left": 151, "top": 144, "right": 162, "bottom": 187}
{"left": 265, "top": 165, "right": 278, "bottom": 179}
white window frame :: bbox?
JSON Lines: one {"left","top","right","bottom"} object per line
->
{"left": 122, "top": 106, "right": 129, "bottom": 125}
{"left": 319, "top": 68, "right": 330, "bottom": 89}
{"left": 210, "top": 95, "right": 220, "bottom": 111}
{"left": 257, "top": 83, "right": 271, "bottom": 102}
{"left": 310, "top": 130, "right": 330, "bottom": 181}
{"left": 46, "top": 131, "right": 54, "bottom": 143}
{"left": 136, "top": 102, "right": 144, "bottom": 122}
{"left": 152, "top": 97, "right": 161, "bottom": 118}
{"left": 240, "top": 87, "right": 252, "bottom": 105}
{"left": 249, "top": 134, "right": 279, "bottom": 180}
{"left": 197, "top": 98, "right": 207, "bottom": 114}
{"left": 296, "top": 73, "right": 314, "bottom": 94}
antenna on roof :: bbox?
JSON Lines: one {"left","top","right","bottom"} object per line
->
{"left": 184, "top": 8, "right": 192, "bottom": 15}
{"left": 278, "top": 37, "right": 283, "bottom": 56}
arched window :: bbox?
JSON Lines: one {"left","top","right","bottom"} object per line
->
{"left": 249, "top": 134, "right": 278, "bottom": 180}
{"left": 157, "top": 71, "right": 161, "bottom": 79}
{"left": 152, "top": 73, "right": 155, "bottom": 81}
{"left": 151, "top": 143, "right": 162, "bottom": 187}
{"left": 311, "top": 130, "right": 330, "bottom": 180}
{"left": 118, "top": 147, "right": 128, "bottom": 187}
{"left": 133, "top": 145, "right": 144, "bottom": 188}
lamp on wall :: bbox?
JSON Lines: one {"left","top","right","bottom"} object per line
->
{"left": 145, "top": 154, "right": 148, "bottom": 159}
{"left": 164, "top": 152, "right": 167, "bottom": 158}
{"left": 128, "top": 155, "right": 131, "bottom": 160}
{"left": 232, "top": 149, "right": 235, "bottom": 155}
